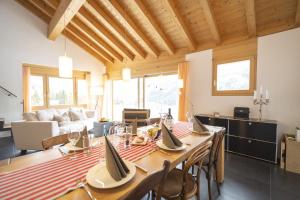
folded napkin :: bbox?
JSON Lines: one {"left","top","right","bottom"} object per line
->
{"left": 75, "top": 127, "right": 88, "bottom": 148}
{"left": 161, "top": 123, "right": 183, "bottom": 149}
{"left": 132, "top": 119, "right": 138, "bottom": 135}
{"left": 105, "top": 136, "right": 130, "bottom": 181}
{"left": 193, "top": 117, "right": 209, "bottom": 133}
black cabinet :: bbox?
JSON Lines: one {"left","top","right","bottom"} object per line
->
{"left": 195, "top": 114, "right": 277, "bottom": 163}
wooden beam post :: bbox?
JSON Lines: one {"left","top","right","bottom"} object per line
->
{"left": 199, "top": 0, "right": 221, "bottom": 43}
{"left": 48, "top": 0, "right": 85, "bottom": 40}
{"left": 106, "top": 0, "right": 159, "bottom": 57}
{"left": 244, "top": 0, "right": 257, "bottom": 37}
{"left": 133, "top": 0, "right": 175, "bottom": 55}
{"left": 164, "top": 0, "right": 196, "bottom": 50}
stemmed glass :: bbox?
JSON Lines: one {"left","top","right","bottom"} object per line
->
{"left": 68, "top": 128, "right": 81, "bottom": 160}
{"left": 124, "top": 125, "right": 132, "bottom": 149}
{"left": 186, "top": 112, "right": 193, "bottom": 129}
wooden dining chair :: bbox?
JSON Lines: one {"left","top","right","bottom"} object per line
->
{"left": 201, "top": 130, "right": 225, "bottom": 200}
{"left": 123, "top": 160, "right": 171, "bottom": 200}
{"left": 154, "top": 141, "right": 212, "bottom": 200}
{"left": 42, "top": 127, "right": 88, "bottom": 150}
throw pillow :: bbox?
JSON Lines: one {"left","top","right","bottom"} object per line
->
{"left": 69, "top": 109, "right": 87, "bottom": 121}
{"left": 23, "top": 112, "right": 39, "bottom": 121}
{"left": 36, "top": 109, "right": 56, "bottom": 121}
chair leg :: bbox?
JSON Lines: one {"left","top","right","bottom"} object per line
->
{"left": 206, "top": 169, "right": 212, "bottom": 200}
{"left": 151, "top": 190, "right": 156, "bottom": 200}
{"left": 214, "top": 164, "right": 221, "bottom": 195}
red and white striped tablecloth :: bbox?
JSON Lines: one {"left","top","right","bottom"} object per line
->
{"left": 0, "top": 122, "right": 191, "bottom": 200}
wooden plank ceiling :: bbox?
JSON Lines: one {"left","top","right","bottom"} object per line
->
{"left": 17, "top": 0, "right": 300, "bottom": 67}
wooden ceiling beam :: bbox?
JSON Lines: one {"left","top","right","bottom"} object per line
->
{"left": 71, "top": 17, "right": 123, "bottom": 62}
{"left": 64, "top": 30, "right": 108, "bottom": 64}
{"left": 199, "top": 0, "right": 221, "bottom": 43}
{"left": 19, "top": 0, "right": 107, "bottom": 64}
{"left": 296, "top": 0, "right": 300, "bottom": 26}
{"left": 16, "top": 0, "right": 50, "bottom": 23}
{"left": 244, "top": 0, "right": 257, "bottom": 37}
{"left": 48, "top": 0, "right": 85, "bottom": 40}
{"left": 44, "top": 0, "right": 123, "bottom": 62}
{"left": 66, "top": 24, "right": 114, "bottom": 63}
{"left": 133, "top": 0, "right": 175, "bottom": 55}
{"left": 79, "top": 6, "right": 135, "bottom": 61}
{"left": 87, "top": 0, "right": 149, "bottom": 58}
{"left": 164, "top": 0, "right": 196, "bottom": 50}
{"left": 106, "top": 0, "right": 160, "bottom": 57}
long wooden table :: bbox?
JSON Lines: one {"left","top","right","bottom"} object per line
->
{"left": 0, "top": 127, "right": 224, "bottom": 200}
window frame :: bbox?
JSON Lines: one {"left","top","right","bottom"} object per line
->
{"left": 110, "top": 72, "right": 179, "bottom": 120}
{"left": 212, "top": 56, "right": 256, "bottom": 96}
{"left": 26, "top": 64, "right": 90, "bottom": 111}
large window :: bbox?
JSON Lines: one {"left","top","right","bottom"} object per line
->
{"left": 112, "top": 78, "right": 139, "bottom": 121}
{"left": 144, "top": 75, "right": 178, "bottom": 118}
{"left": 30, "top": 75, "right": 44, "bottom": 107}
{"left": 110, "top": 74, "right": 179, "bottom": 121}
{"left": 213, "top": 57, "right": 256, "bottom": 96}
{"left": 48, "top": 77, "right": 74, "bottom": 105}
{"left": 27, "top": 66, "right": 90, "bottom": 110}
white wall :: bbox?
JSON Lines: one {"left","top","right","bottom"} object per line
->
{"left": 186, "top": 28, "right": 300, "bottom": 141}
{"left": 0, "top": 0, "right": 105, "bottom": 123}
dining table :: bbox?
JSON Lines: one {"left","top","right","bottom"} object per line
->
{"left": 0, "top": 122, "right": 225, "bottom": 200}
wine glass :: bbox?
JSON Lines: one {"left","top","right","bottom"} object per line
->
{"left": 124, "top": 125, "right": 132, "bottom": 149}
{"left": 68, "top": 129, "right": 80, "bottom": 159}
{"left": 186, "top": 112, "right": 193, "bottom": 129}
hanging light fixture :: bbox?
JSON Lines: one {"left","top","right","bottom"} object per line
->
{"left": 59, "top": 13, "right": 73, "bottom": 78}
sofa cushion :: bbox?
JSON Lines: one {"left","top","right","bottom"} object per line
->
{"left": 69, "top": 109, "right": 87, "bottom": 121}
{"left": 36, "top": 109, "right": 57, "bottom": 121}
{"left": 53, "top": 113, "right": 70, "bottom": 125}
{"left": 23, "top": 112, "right": 39, "bottom": 121}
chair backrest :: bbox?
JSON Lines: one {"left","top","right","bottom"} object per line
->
{"left": 182, "top": 141, "right": 212, "bottom": 194}
{"left": 123, "top": 160, "right": 171, "bottom": 200}
{"left": 42, "top": 127, "right": 88, "bottom": 150}
{"left": 122, "top": 108, "right": 150, "bottom": 127}
{"left": 207, "top": 130, "right": 225, "bottom": 166}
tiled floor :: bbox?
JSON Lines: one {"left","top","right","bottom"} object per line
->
{"left": 1, "top": 136, "right": 300, "bottom": 200}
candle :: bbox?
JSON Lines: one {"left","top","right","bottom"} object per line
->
{"left": 253, "top": 90, "right": 257, "bottom": 100}
{"left": 260, "top": 86, "right": 263, "bottom": 95}
{"left": 266, "top": 90, "right": 269, "bottom": 100}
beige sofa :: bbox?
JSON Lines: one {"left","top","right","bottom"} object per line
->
{"left": 11, "top": 108, "right": 96, "bottom": 150}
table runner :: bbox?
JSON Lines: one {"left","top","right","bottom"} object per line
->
{"left": 0, "top": 122, "right": 191, "bottom": 200}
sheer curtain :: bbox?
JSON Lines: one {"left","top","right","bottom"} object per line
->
{"left": 178, "top": 62, "right": 189, "bottom": 121}
{"left": 22, "top": 66, "right": 31, "bottom": 113}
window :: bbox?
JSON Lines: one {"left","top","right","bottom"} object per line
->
{"left": 48, "top": 77, "right": 74, "bottom": 105}
{"left": 144, "top": 75, "right": 178, "bottom": 119}
{"left": 109, "top": 74, "right": 179, "bottom": 121}
{"left": 77, "top": 79, "right": 88, "bottom": 105}
{"left": 30, "top": 75, "right": 44, "bottom": 107}
{"left": 213, "top": 57, "right": 256, "bottom": 96}
{"left": 27, "top": 65, "right": 90, "bottom": 110}
{"left": 112, "top": 78, "right": 139, "bottom": 121}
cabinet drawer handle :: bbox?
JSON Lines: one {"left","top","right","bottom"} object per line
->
{"left": 248, "top": 122, "right": 252, "bottom": 126}
{"left": 248, "top": 140, "right": 252, "bottom": 143}
{"left": 208, "top": 118, "right": 211, "bottom": 120}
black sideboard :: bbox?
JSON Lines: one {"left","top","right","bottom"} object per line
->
{"left": 195, "top": 114, "right": 278, "bottom": 163}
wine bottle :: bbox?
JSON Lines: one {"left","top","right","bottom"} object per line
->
{"left": 165, "top": 108, "right": 174, "bottom": 130}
